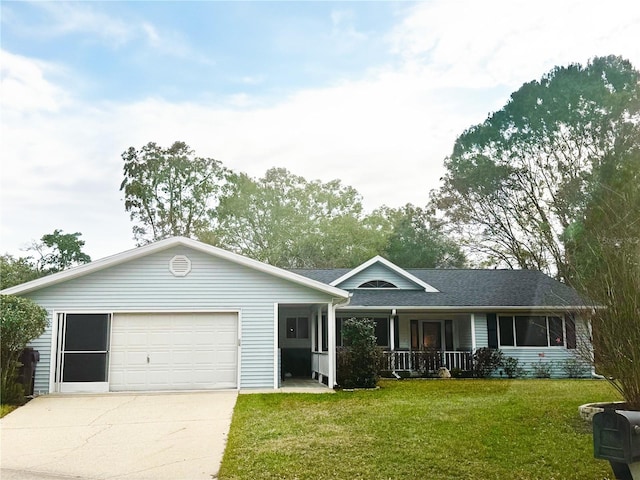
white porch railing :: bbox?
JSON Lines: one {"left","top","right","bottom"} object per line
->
{"left": 312, "top": 352, "right": 330, "bottom": 378}
{"left": 383, "top": 350, "right": 473, "bottom": 372}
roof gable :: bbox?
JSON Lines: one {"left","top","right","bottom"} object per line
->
{"left": 1, "top": 237, "right": 349, "bottom": 299}
{"left": 330, "top": 256, "right": 439, "bottom": 292}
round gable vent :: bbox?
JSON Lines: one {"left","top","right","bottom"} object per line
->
{"left": 169, "top": 255, "right": 192, "bottom": 277}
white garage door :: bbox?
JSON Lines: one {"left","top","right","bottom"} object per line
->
{"left": 109, "top": 312, "right": 238, "bottom": 391}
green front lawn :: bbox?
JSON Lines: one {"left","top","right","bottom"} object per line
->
{"left": 219, "top": 379, "right": 618, "bottom": 480}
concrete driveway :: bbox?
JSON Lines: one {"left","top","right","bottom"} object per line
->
{"left": 1, "top": 391, "right": 238, "bottom": 480}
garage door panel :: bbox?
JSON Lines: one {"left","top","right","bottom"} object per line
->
{"left": 150, "top": 331, "right": 174, "bottom": 344}
{"left": 110, "top": 313, "right": 238, "bottom": 391}
{"left": 172, "top": 351, "right": 194, "bottom": 364}
{"left": 217, "top": 349, "right": 237, "bottom": 364}
{"left": 195, "top": 333, "right": 217, "bottom": 345}
{"left": 216, "top": 330, "right": 237, "bottom": 344}
{"left": 148, "top": 351, "right": 172, "bottom": 366}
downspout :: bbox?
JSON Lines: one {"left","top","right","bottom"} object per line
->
{"left": 585, "top": 308, "right": 605, "bottom": 380}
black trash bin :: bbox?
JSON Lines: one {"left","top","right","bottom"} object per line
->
{"left": 17, "top": 348, "right": 40, "bottom": 396}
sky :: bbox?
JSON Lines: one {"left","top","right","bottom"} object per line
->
{"left": 1, "top": 1, "right": 639, "bottom": 261}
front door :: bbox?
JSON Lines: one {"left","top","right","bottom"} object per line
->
{"left": 422, "top": 322, "right": 442, "bottom": 350}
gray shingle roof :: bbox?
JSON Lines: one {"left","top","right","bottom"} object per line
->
{"left": 289, "top": 268, "right": 585, "bottom": 308}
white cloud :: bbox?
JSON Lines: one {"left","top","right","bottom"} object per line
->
{"left": 141, "top": 22, "right": 161, "bottom": 46}
{"left": 33, "top": 2, "right": 134, "bottom": 47}
{"left": 139, "top": 20, "right": 215, "bottom": 65}
{"left": 388, "top": 0, "right": 640, "bottom": 88}
{"left": 331, "top": 9, "right": 367, "bottom": 43}
{"left": 239, "top": 75, "right": 266, "bottom": 86}
{"left": 0, "top": 50, "right": 70, "bottom": 112}
{"left": 11, "top": 2, "right": 214, "bottom": 64}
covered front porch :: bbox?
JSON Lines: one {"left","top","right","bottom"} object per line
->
{"left": 277, "top": 307, "right": 480, "bottom": 387}
{"left": 338, "top": 310, "right": 477, "bottom": 375}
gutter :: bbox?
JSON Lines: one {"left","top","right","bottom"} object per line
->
{"left": 333, "top": 292, "right": 352, "bottom": 308}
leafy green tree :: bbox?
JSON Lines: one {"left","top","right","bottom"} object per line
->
{"left": 375, "top": 204, "right": 466, "bottom": 268}
{"left": 212, "top": 168, "right": 385, "bottom": 268}
{"left": 120, "top": 141, "right": 230, "bottom": 245}
{"left": 0, "top": 295, "right": 48, "bottom": 404}
{"left": 432, "top": 56, "right": 640, "bottom": 280}
{"left": 29, "top": 230, "right": 91, "bottom": 273}
{"left": 0, "top": 255, "right": 42, "bottom": 290}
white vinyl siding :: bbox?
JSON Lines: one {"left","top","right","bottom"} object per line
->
{"left": 24, "top": 246, "right": 336, "bottom": 393}
{"left": 25, "top": 329, "right": 53, "bottom": 394}
{"left": 473, "top": 313, "right": 488, "bottom": 348}
{"left": 336, "top": 263, "right": 421, "bottom": 290}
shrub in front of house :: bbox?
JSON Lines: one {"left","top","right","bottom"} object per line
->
{"left": 472, "top": 347, "right": 504, "bottom": 378}
{"left": 336, "top": 317, "right": 383, "bottom": 389}
{"left": 501, "top": 356, "right": 526, "bottom": 378}
{"left": 0, "top": 295, "right": 48, "bottom": 404}
{"left": 531, "top": 360, "right": 554, "bottom": 378}
{"left": 561, "top": 357, "right": 590, "bottom": 378}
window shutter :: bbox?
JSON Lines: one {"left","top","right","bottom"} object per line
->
{"left": 487, "top": 313, "right": 498, "bottom": 349}
{"left": 566, "top": 315, "right": 577, "bottom": 349}
{"left": 321, "top": 315, "right": 328, "bottom": 352}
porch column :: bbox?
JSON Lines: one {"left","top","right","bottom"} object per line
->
{"left": 273, "top": 303, "right": 279, "bottom": 389}
{"left": 389, "top": 314, "right": 396, "bottom": 352}
{"left": 470, "top": 313, "right": 477, "bottom": 351}
{"left": 311, "top": 308, "right": 317, "bottom": 353}
{"left": 317, "top": 307, "right": 323, "bottom": 354}
{"left": 389, "top": 314, "right": 396, "bottom": 372}
{"left": 328, "top": 302, "right": 336, "bottom": 388}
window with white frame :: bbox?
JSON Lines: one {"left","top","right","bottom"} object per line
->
{"left": 498, "top": 315, "right": 565, "bottom": 347}
{"left": 286, "top": 317, "right": 309, "bottom": 339}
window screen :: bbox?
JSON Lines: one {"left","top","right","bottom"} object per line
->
{"left": 499, "top": 316, "right": 515, "bottom": 346}
{"left": 548, "top": 317, "right": 564, "bottom": 346}
{"left": 374, "top": 318, "right": 389, "bottom": 347}
{"left": 64, "top": 314, "right": 109, "bottom": 351}
{"left": 515, "top": 316, "right": 548, "bottom": 347}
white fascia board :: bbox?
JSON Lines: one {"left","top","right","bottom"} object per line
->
{"left": 329, "top": 255, "right": 439, "bottom": 292}
{"left": 1, "top": 237, "right": 349, "bottom": 299}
